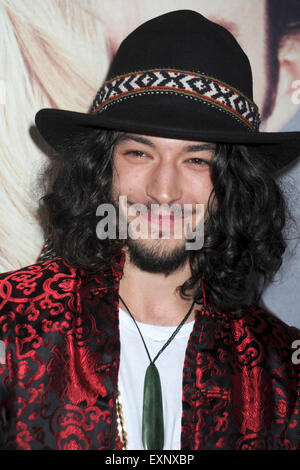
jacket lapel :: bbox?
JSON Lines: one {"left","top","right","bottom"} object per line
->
{"left": 72, "top": 248, "right": 125, "bottom": 449}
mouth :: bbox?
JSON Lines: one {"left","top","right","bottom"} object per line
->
{"left": 121, "top": 199, "right": 195, "bottom": 228}
{"left": 139, "top": 211, "right": 192, "bottom": 227}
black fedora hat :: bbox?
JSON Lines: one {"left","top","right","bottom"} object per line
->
{"left": 35, "top": 9, "right": 300, "bottom": 172}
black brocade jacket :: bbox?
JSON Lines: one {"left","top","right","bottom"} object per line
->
{"left": 0, "top": 249, "right": 299, "bottom": 450}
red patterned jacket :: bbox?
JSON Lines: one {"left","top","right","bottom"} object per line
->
{"left": 0, "top": 249, "right": 299, "bottom": 450}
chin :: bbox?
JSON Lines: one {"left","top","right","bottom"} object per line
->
{"left": 124, "top": 237, "right": 190, "bottom": 275}
{"left": 129, "top": 233, "right": 187, "bottom": 251}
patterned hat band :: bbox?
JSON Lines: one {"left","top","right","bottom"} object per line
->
{"left": 91, "top": 69, "right": 261, "bottom": 132}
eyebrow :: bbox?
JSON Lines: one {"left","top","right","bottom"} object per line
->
{"left": 115, "top": 133, "right": 216, "bottom": 152}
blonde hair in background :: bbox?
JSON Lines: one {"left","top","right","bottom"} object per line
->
{"left": 0, "top": 0, "right": 109, "bottom": 272}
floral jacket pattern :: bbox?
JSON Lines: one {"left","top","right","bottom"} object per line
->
{"left": 0, "top": 250, "right": 299, "bottom": 450}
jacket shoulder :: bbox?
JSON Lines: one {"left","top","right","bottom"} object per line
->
{"left": 0, "top": 256, "right": 76, "bottom": 278}
{"left": 0, "top": 256, "right": 79, "bottom": 297}
{"left": 0, "top": 257, "right": 82, "bottom": 324}
{"left": 236, "top": 304, "right": 300, "bottom": 370}
{"left": 244, "top": 304, "right": 300, "bottom": 341}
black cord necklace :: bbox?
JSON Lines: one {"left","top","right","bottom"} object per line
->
{"left": 118, "top": 294, "right": 196, "bottom": 450}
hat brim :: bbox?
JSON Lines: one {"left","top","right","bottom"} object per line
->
{"left": 35, "top": 107, "right": 300, "bottom": 172}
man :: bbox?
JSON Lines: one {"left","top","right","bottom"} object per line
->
{"left": 99, "top": 0, "right": 300, "bottom": 329}
{"left": 1, "top": 10, "right": 300, "bottom": 450}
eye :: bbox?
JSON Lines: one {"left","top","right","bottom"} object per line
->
{"left": 124, "top": 150, "right": 148, "bottom": 159}
{"left": 186, "top": 158, "right": 210, "bottom": 167}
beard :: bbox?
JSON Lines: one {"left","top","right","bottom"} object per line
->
{"left": 124, "top": 237, "right": 189, "bottom": 275}
{"left": 109, "top": 190, "right": 191, "bottom": 275}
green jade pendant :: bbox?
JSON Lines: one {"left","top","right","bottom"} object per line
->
{"left": 142, "top": 362, "right": 164, "bottom": 450}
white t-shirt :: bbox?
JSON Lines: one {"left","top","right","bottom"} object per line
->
{"left": 118, "top": 306, "right": 195, "bottom": 450}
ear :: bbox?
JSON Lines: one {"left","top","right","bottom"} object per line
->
{"left": 263, "top": 33, "right": 300, "bottom": 131}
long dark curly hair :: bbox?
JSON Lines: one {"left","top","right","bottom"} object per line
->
{"left": 37, "top": 127, "right": 298, "bottom": 312}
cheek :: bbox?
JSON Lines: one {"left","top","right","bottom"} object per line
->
{"left": 111, "top": 169, "right": 120, "bottom": 198}
{"left": 190, "top": 173, "right": 213, "bottom": 204}
{"left": 112, "top": 157, "right": 130, "bottom": 195}
{"left": 112, "top": 163, "right": 144, "bottom": 199}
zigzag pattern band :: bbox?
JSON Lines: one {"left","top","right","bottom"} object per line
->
{"left": 91, "top": 69, "right": 261, "bottom": 131}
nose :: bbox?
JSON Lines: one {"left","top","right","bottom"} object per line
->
{"left": 145, "top": 160, "right": 182, "bottom": 205}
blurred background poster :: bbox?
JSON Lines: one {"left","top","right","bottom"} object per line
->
{"left": 0, "top": 0, "right": 299, "bottom": 326}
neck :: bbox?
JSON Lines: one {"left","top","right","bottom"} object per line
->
{"left": 118, "top": 248, "right": 198, "bottom": 326}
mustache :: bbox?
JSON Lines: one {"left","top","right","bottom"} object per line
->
{"left": 114, "top": 198, "right": 197, "bottom": 217}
